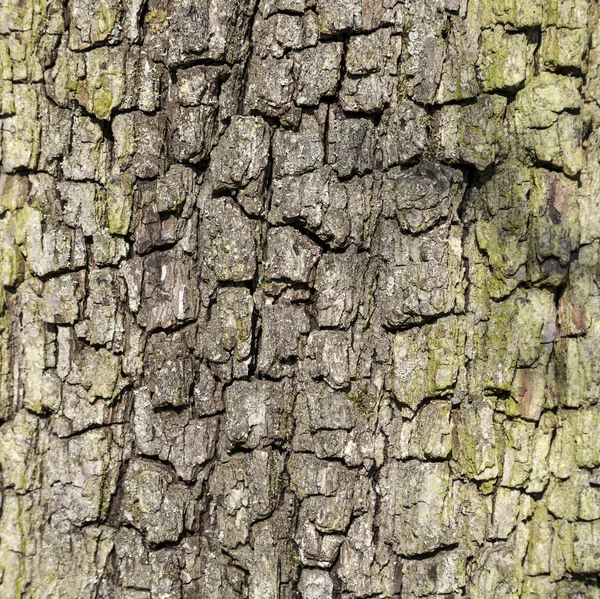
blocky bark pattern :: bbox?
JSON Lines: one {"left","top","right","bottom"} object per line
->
{"left": 1, "top": 0, "right": 599, "bottom": 597}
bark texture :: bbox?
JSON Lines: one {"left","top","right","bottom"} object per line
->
{"left": 1, "top": 0, "right": 600, "bottom": 597}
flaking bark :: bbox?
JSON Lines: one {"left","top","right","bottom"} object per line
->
{"left": 1, "top": 0, "right": 600, "bottom": 597}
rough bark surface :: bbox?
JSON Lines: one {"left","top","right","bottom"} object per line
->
{"left": 1, "top": 0, "right": 600, "bottom": 597}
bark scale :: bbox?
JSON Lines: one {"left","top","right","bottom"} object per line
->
{"left": 0, "top": 0, "right": 599, "bottom": 597}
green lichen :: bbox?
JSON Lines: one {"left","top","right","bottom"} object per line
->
{"left": 0, "top": 242, "right": 23, "bottom": 288}
{"left": 348, "top": 381, "right": 377, "bottom": 417}
{"left": 106, "top": 172, "right": 134, "bottom": 235}
{"left": 96, "top": 0, "right": 118, "bottom": 41}
{"left": 92, "top": 84, "right": 114, "bottom": 121}
{"left": 480, "top": 0, "right": 545, "bottom": 29}
{"left": 478, "top": 27, "right": 529, "bottom": 92}
{"left": 539, "top": 26, "right": 586, "bottom": 70}
{"left": 145, "top": 7, "right": 169, "bottom": 34}
{"left": 452, "top": 399, "right": 499, "bottom": 484}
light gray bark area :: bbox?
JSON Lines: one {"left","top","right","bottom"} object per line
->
{"left": 1, "top": 0, "right": 600, "bottom": 597}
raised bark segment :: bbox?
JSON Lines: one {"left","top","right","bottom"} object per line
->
{"left": 0, "top": 0, "right": 599, "bottom": 597}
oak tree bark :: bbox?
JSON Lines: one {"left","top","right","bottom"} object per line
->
{"left": 1, "top": 0, "right": 600, "bottom": 597}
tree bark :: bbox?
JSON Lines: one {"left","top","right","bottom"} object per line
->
{"left": 1, "top": 0, "right": 600, "bottom": 596}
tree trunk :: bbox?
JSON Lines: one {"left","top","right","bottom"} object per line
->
{"left": 1, "top": 0, "right": 599, "bottom": 596}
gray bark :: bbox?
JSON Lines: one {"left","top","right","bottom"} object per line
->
{"left": 1, "top": 0, "right": 600, "bottom": 597}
